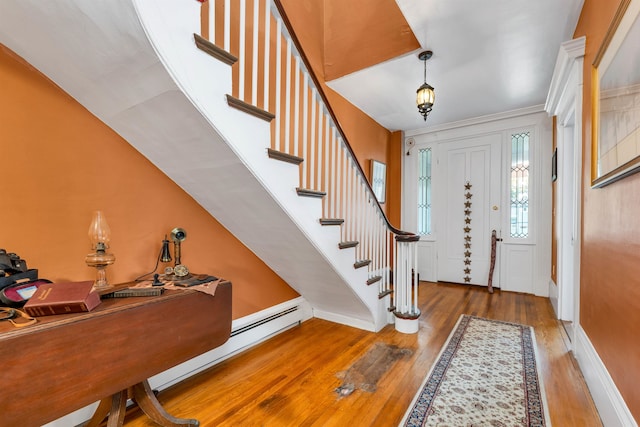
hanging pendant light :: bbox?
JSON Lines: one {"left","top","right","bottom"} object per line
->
{"left": 416, "top": 50, "right": 435, "bottom": 121}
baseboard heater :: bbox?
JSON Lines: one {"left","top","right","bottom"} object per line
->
{"left": 230, "top": 306, "right": 299, "bottom": 337}
{"left": 54, "top": 297, "right": 311, "bottom": 427}
{"left": 150, "top": 296, "right": 310, "bottom": 391}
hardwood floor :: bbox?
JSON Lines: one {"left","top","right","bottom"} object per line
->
{"left": 124, "top": 282, "right": 602, "bottom": 426}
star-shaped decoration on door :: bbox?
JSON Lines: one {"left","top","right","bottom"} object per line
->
{"left": 462, "top": 182, "right": 473, "bottom": 284}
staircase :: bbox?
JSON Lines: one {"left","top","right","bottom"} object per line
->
{"left": 0, "top": 0, "right": 420, "bottom": 332}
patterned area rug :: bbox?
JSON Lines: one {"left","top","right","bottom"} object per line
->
{"left": 400, "top": 315, "right": 551, "bottom": 427}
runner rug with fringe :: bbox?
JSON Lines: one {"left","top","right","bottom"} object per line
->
{"left": 400, "top": 315, "right": 550, "bottom": 427}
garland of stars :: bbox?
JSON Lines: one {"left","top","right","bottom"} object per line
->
{"left": 463, "top": 182, "right": 472, "bottom": 283}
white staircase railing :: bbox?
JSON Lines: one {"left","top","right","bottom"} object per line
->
{"left": 199, "top": 0, "right": 420, "bottom": 330}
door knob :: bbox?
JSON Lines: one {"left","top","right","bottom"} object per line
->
{"left": 492, "top": 205, "right": 499, "bottom": 210}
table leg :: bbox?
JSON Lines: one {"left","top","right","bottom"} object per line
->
{"left": 84, "top": 390, "right": 127, "bottom": 427}
{"left": 106, "top": 390, "right": 127, "bottom": 427}
{"left": 131, "top": 380, "right": 200, "bottom": 427}
{"left": 84, "top": 397, "right": 112, "bottom": 427}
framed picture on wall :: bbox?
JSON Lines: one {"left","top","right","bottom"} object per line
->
{"left": 370, "top": 160, "right": 386, "bottom": 203}
{"left": 592, "top": 0, "right": 640, "bottom": 187}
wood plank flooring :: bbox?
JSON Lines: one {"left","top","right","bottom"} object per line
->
{"left": 124, "top": 282, "right": 602, "bottom": 426}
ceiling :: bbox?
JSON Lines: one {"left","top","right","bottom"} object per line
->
{"left": 326, "top": 0, "right": 585, "bottom": 133}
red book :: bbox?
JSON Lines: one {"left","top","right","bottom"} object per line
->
{"left": 23, "top": 281, "right": 101, "bottom": 316}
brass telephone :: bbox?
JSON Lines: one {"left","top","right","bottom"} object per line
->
{"left": 164, "top": 228, "right": 190, "bottom": 278}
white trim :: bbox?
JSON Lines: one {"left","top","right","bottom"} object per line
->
{"left": 548, "top": 279, "right": 559, "bottom": 317}
{"left": 313, "top": 308, "right": 377, "bottom": 332}
{"left": 150, "top": 297, "right": 312, "bottom": 390}
{"left": 544, "top": 36, "right": 585, "bottom": 340}
{"left": 404, "top": 111, "right": 551, "bottom": 296}
{"left": 395, "top": 317, "right": 419, "bottom": 334}
{"left": 42, "top": 297, "right": 313, "bottom": 427}
{"left": 545, "top": 36, "right": 586, "bottom": 116}
{"left": 575, "top": 326, "right": 637, "bottom": 427}
{"left": 405, "top": 105, "right": 545, "bottom": 137}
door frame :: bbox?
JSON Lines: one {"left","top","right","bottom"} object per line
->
{"left": 544, "top": 36, "right": 585, "bottom": 344}
{"left": 402, "top": 110, "right": 553, "bottom": 296}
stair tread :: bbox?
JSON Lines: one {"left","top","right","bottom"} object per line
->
{"left": 268, "top": 148, "right": 304, "bottom": 165}
{"left": 194, "top": 34, "right": 237, "bottom": 65}
{"left": 367, "top": 275, "right": 382, "bottom": 285}
{"left": 379, "top": 289, "right": 393, "bottom": 299}
{"left": 296, "top": 188, "right": 326, "bottom": 198}
{"left": 354, "top": 259, "right": 371, "bottom": 269}
{"left": 338, "top": 241, "right": 359, "bottom": 249}
{"left": 319, "top": 218, "right": 344, "bottom": 226}
{"left": 226, "top": 95, "right": 275, "bottom": 122}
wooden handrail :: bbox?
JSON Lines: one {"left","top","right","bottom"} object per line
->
{"left": 198, "top": 0, "right": 420, "bottom": 327}
{"left": 272, "top": 0, "right": 414, "bottom": 238}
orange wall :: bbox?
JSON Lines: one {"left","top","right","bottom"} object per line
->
{"left": 0, "top": 44, "right": 298, "bottom": 320}
{"left": 279, "top": 0, "right": 400, "bottom": 222}
{"left": 575, "top": 0, "right": 640, "bottom": 418}
{"left": 323, "top": 0, "right": 419, "bottom": 81}
{"left": 323, "top": 86, "right": 396, "bottom": 218}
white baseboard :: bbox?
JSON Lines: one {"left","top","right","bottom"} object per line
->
{"left": 150, "top": 296, "right": 312, "bottom": 390}
{"left": 313, "top": 308, "right": 376, "bottom": 332}
{"left": 548, "top": 279, "right": 559, "bottom": 318}
{"left": 44, "top": 297, "right": 312, "bottom": 427}
{"left": 575, "top": 325, "right": 637, "bottom": 427}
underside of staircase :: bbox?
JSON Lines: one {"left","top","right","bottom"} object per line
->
{"left": 0, "top": 0, "right": 390, "bottom": 331}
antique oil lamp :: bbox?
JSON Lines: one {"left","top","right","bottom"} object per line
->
{"left": 85, "top": 210, "right": 116, "bottom": 291}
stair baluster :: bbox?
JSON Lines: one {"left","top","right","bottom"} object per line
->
{"left": 198, "top": 0, "right": 421, "bottom": 331}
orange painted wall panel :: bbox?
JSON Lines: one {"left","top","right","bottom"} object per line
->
{"left": 323, "top": 0, "right": 420, "bottom": 81}
{"left": 323, "top": 86, "right": 393, "bottom": 217}
{"left": 279, "top": 0, "right": 399, "bottom": 219}
{"left": 0, "top": 44, "right": 298, "bottom": 320}
{"left": 574, "top": 0, "right": 640, "bottom": 418}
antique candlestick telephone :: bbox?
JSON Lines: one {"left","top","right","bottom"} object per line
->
{"left": 162, "top": 227, "right": 190, "bottom": 279}
{"left": 150, "top": 227, "right": 218, "bottom": 287}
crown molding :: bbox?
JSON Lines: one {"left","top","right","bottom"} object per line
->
{"left": 404, "top": 104, "right": 545, "bottom": 137}
{"left": 545, "top": 36, "right": 586, "bottom": 116}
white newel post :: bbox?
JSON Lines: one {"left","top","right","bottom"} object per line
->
{"left": 394, "top": 234, "right": 421, "bottom": 333}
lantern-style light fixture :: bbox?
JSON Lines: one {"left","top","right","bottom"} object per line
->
{"left": 416, "top": 50, "right": 435, "bottom": 121}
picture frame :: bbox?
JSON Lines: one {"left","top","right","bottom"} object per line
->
{"left": 552, "top": 148, "right": 557, "bottom": 182}
{"left": 591, "top": 0, "right": 640, "bottom": 188}
{"left": 370, "top": 159, "right": 387, "bottom": 204}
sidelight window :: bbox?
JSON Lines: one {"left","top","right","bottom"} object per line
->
{"left": 417, "top": 147, "right": 432, "bottom": 235}
{"left": 510, "top": 132, "right": 530, "bottom": 238}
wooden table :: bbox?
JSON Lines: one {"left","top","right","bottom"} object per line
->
{"left": 0, "top": 281, "right": 232, "bottom": 426}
